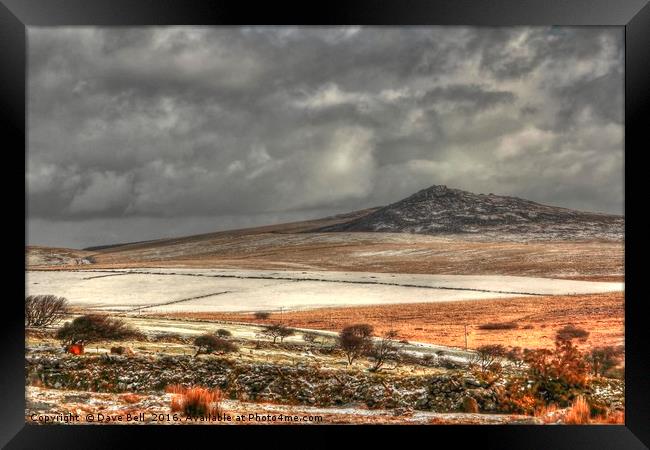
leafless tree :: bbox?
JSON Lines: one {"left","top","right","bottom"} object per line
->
{"left": 261, "top": 324, "right": 294, "bottom": 343}
{"left": 25, "top": 295, "right": 68, "bottom": 328}
{"left": 470, "top": 344, "right": 507, "bottom": 374}
{"left": 194, "top": 334, "right": 238, "bottom": 356}
{"left": 338, "top": 324, "right": 373, "bottom": 365}
{"left": 586, "top": 345, "right": 624, "bottom": 377}
{"left": 368, "top": 330, "right": 401, "bottom": 372}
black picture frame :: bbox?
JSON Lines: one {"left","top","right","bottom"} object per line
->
{"left": 3, "top": 0, "right": 648, "bottom": 448}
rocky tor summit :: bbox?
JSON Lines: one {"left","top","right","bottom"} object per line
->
{"left": 317, "top": 185, "right": 623, "bottom": 241}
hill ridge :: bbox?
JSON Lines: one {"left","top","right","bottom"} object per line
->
{"left": 316, "top": 184, "right": 623, "bottom": 240}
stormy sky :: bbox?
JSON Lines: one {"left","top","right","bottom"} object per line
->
{"left": 27, "top": 27, "right": 624, "bottom": 249}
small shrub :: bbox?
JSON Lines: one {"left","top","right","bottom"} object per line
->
{"left": 194, "top": 334, "right": 238, "bottom": 356}
{"left": 56, "top": 314, "right": 144, "bottom": 345}
{"left": 556, "top": 325, "right": 590, "bottom": 342}
{"left": 215, "top": 329, "right": 232, "bottom": 338}
{"left": 461, "top": 397, "right": 479, "bottom": 413}
{"left": 478, "top": 322, "right": 518, "bottom": 330}
{"left": 254, "top": 311, "right": 271, "bottom": 320}
{"left": 170, "top": 386, "right": 223, "bottom": 417}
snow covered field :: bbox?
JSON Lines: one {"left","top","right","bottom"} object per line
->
{"left": 26, "top": 268, "right": 624, "bottom": 314}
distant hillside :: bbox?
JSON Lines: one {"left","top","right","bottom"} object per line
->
{"left": 316, "top": 185, "right": 623, "bottom": 241}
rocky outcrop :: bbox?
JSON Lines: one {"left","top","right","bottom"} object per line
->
{"left": 317, "top": 185, "right": 623, "bottom": 241}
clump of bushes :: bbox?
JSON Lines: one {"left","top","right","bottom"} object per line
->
{"left": 194, "top": 334, "right": 238, "bottom": 356}
{"left": 556, "top": 324, "right": 590, "bottom": 342}
{"left": 25, "top": 295, "right": 68, "bottom": 328}
{"left": 478, "top": 321, "right": 518, "bottom": 330}
{"left": 56, "top": 314, "right": 144, "bottom": 346}
{"left": 254, "top": 311, "right": 271, "bottom": 320}
{"left": 497, "top": 336, "right": 591, "bottom": 414}
{"left": 169, "top": 385, "right": 223, "bottom": 417}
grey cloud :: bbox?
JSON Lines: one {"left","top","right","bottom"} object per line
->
{"left": 27, "top": 26, "right": 624, "bottom": 248}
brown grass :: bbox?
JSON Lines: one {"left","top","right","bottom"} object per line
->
{"left": 28, "top": 226, "right": 623, "bottom": 281}
{"left": 169, "top": 386, "right": 223, "bottom": 417}
{"left": 536, "top": 397, "right": 625, "bottom": 425}
{"left": 478, "top": 321, "right": 518, "bottom": 330}
{"left": 564, "top": 396, "right": 591, "bottom": 424}
{"left": 157, "top": 292, "right": 624, "bottom": 351}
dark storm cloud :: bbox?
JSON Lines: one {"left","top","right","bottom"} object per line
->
{"left": 27, "top": 27, "right": 624, "bottom": 248}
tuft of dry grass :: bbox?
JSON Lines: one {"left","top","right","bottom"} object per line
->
{"left": 564, "top": 396, "right": 591, "bottom": 424}
{"left": 535, "top": 398, "right": 625, "bottom": 425}
{"left": 598, "top": 410, "right": 624, "bottom": 424}
{"left": 169, "top": 386, "right": 223, "bottom": 417}
{"left": 165, "top": 384, "right": 186, "bottom": 395}
{"left": 534, "top": 403, "right": 560, "bottom": 424}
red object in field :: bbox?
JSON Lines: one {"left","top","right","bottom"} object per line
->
{"left": 67, "top": 344, "right": 84, "bottom": 355}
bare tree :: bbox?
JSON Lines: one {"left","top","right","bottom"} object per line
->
{"left": 586, "top": 346, "right": 624, "bottom": 377}
{"left": 338, "top": 324, "right": 373, "bottom": 365}
{"left": 25, "top": 295, "right": 68, "bottom": 328}
{"left": 470, "top": 344, "right": 507, "bottom": 374}
{"left": 368, "top": 330, "right": 401, "bottom": 372}
{"left": 261, "top": 324, "right": 294, "bottom": 343}
{"left": 194, "top": 334, "right": 238, "bottom": 356}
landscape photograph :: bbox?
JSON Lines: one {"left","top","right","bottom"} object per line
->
{"left": 25, "top": 26, "right": 624, "bottom": 425}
